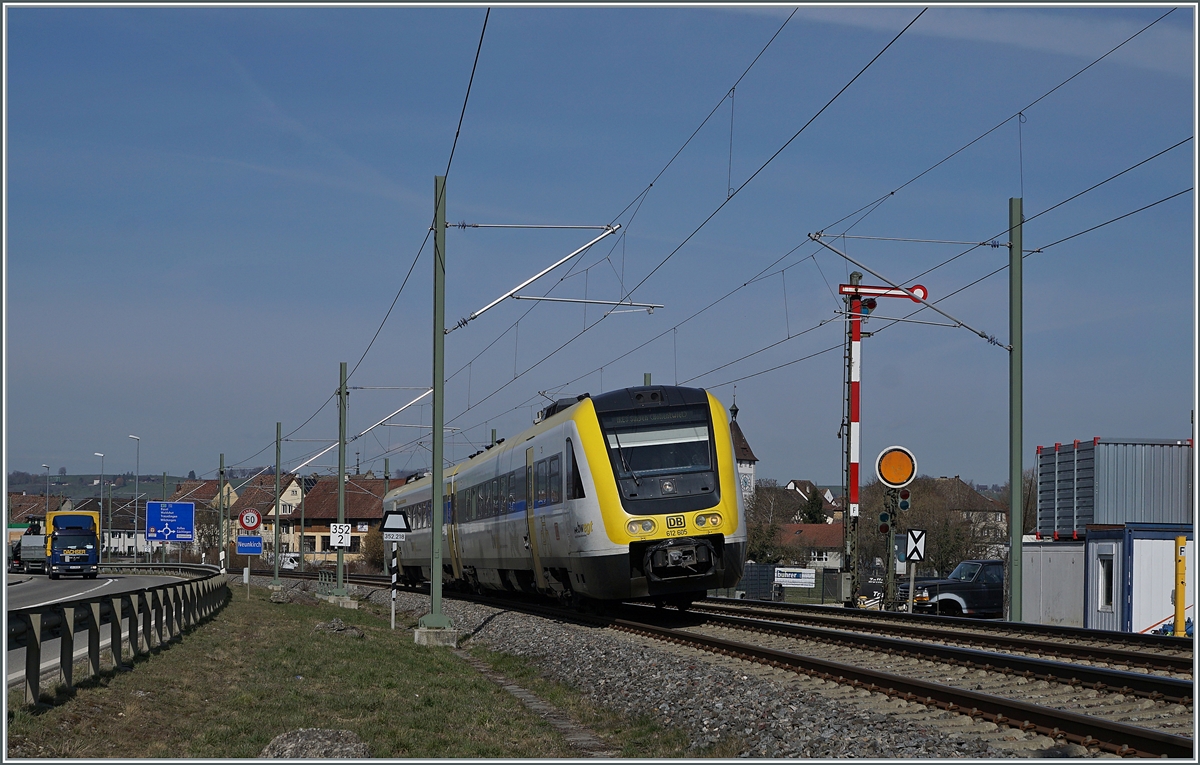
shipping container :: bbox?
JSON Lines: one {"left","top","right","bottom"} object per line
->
{"left": 1022, "top": 540, "right": 1085, "bottom": 627}
{"left": 1084, "top": 524, "right": 1193, "bottom": 634}
{"left": 1036, "top": 437, "right": 1192, "bottom": 540}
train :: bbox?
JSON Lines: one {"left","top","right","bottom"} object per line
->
{"left": 385, "top": 384, "right": 747, "bottom": 607}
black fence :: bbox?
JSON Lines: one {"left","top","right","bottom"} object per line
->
{"left": 710, "top": 562, "right": 842, "bottom": 604}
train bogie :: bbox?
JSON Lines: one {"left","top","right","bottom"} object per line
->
{"left": 386, "top": 385, "right": 747, "bottom": 604}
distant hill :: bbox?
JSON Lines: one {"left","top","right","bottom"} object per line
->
{"left": 6, "top": 474, "right": 188, "bottom": 503}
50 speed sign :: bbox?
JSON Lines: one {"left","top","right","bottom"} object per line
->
{"left": 330, "top": 523, "right": 352, "bottom": 548}
{"left": 239, "top": 508, "right": 262, "bottom": 531}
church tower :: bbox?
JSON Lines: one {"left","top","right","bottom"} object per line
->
{"left": 728, "top": 393, "right": 758, "bottom": 503}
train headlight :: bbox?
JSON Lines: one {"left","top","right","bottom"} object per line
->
{"left": 695, "top": 515, "right": 707, "bottom": 527}
{"left": 660, "top": 479, "right": 677, "bottom": 495}
{"left": 694, "top": 513, "right": 721, "bottom": 528}
{"left": 627, "top": 520, "right": 656, "bottom": 535}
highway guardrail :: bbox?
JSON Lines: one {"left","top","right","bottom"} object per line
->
{"left": 6, "top": 563, "right": 229, "bottom": 703}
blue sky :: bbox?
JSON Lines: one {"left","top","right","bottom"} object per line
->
{"left": 4, "top": 4, "right": 1195, "bottom": 491}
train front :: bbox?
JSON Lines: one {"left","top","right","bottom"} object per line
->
{"left": 575, "top": 385, "right": 747, "bottom": 604}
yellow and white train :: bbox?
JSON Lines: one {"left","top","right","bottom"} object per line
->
{"left": 386, "top": 384, "right": 747, "bottom": 606}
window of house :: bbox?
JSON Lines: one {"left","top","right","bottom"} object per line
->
{"left": 302, "top": 535, "right": 316, "bottom": 552}
{"left": 350, "top": 536, "right": 361, "bottom": 553}
{"left": 320, "top": 535, "right": 331, "bottom": 550}
{"left": 1099, "top": 555, "right": 1114, "bottom": 611}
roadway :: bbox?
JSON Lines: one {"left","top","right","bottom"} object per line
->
{"left": 6, "top": 572, "right": 189, "bottom": 690}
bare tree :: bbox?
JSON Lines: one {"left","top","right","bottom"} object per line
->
{"left": 744, "top": 479, "right": 805, "bottom": 564}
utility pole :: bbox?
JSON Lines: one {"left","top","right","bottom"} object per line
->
{"left": 841, "top": 271, "right": 863, "bottom": 608}
{"left": 335, "top": 362, "right": 348, "bottom": 597}
{"left": 219, "top": 454, "right": 226, "bottom": 574}
{"left": 273, "top": 421, "right": 281, "bottom": 586}
{"left": 299, "top": 472, "right": 306, "bottom": 573}
{"left": 419, "top": 175, "right": 453, "bottom": 633}
{"left": 1007, "top": 197, "right": 1024, "bottom": 622}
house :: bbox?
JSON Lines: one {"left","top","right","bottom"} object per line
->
{"left": 784, "top": 480, "right": 838, "bottom": 523}
{"left": 228, "top": 473, "right": 302, "bottom": 555}
{"left": 777, "top": 522, "right": 844, "bottom": 569}
{"left": 169, "top": 479, "right": 238, "bottom": 511}
{"left": 8, "top": 493, "right": 73, "bottom": 547}
{"left": 933, "top": 475, "right": 1008, "bottom": 558}
{"left": 288, "top": 474, "right": 391, "bottom": 563}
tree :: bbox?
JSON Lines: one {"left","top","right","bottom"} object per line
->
{"left": 857, "top": 477, "right": 991, "bottom": 577}
{"left": 360, "top": 527, "right": 384, "bottom": 571}
{"left": 58, "top": 467, "right": 67, "bottom": 477}
{"left": 799, "top": 490, "right": 826, "bottom": 524}
{"left": 744, "top": 480, "right": 805, "bottom": 564}
{"left": 997, "top": 467, "right": 1038, "bottom": 535}
{"left": 188, "top": 470, "right": 197, "bottom": 480}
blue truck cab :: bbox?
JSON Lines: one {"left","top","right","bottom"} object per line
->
{"left": 47, "top": 511, "right": 100, "bottom": 580}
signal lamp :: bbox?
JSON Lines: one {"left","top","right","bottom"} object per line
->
{"left": 879, "top": 522, "right": 890, "bottom": 535}
{"left": 898, "top": 489, "right": 911, "bottom": 511}
{"left": 862, "top": 297, "right": 877, "bottom": 315}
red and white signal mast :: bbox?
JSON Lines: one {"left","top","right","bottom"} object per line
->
{"left": 837, "top": 275, "right": 925, "bottom": 608}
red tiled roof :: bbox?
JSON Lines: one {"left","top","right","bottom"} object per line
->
{"left": 7, "top": 493, "right": 69, "bottom": 522}
{"left": 170, "top": 480, "right": 220, "bottom": 504}
{"left": 296, "top": 477, "right": 388, "bottom": 521}
{"left": 778, "top": 522, "right": 843, "bottom": 549}
{"left": 229, "top": 475, "right": 298, "bottom": 516}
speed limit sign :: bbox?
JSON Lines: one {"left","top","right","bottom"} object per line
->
{"left": 330, "top": 523, "right": 352, "bottom": 548}
{"left": 239, "top": 508, "right": 262, "bottom": 531}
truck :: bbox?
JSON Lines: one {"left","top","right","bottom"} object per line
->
{"left": 898, "top": 559, "right": 1005, "bottom": 618}
{"left": 45, "top": 509, "right": 101, "bottom": 579}
{"left": 15, "top": 519, "right": 47, "bottom": 574}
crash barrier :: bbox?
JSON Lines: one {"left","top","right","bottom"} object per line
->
{"left": 7, "top": 563, "right": 229, "bottom": 704}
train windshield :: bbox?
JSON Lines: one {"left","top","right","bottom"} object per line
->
{"left": 598, "top": 405, "right": 712, "bottom": 479}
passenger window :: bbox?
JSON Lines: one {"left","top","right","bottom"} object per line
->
{"left": 549, "top": 455, "right": 561, "bottom": 505}
{"left": 536, "top": 460, "right": 548, "bottom": 507}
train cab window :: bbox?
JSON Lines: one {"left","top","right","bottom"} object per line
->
{"left": 598, "top": 404, "right": 712, "bottom": 479}
{"left": 566, "top": 439, "right": 586, "bottom": 499}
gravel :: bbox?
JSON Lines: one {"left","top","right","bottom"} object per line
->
{"left": 260, "top": 577, "right": 1100, "bottom": 758}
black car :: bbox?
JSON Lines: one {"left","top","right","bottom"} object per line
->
{"left": 899, "top": 559, "right": 1004, "bottom": 617}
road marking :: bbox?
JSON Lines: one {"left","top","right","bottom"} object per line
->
{"left": 21, "top": 578, "right": 116, "bottom": 610}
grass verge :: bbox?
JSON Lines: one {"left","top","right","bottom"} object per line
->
{"left": 7, "top": 584, "right": 736, "bottom": 758}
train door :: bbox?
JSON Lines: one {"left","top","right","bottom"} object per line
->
{"left": 446, "top": 478, "right": 463, "bottom": 580}
{"left": 525, "top": 447, "right": 547, "bottom": 589}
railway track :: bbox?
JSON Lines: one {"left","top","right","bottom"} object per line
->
{"left": 693, "top": 599, "right": 1193, "bottom": 676}
{"left": 256, "top": 569, "right": 1194, "bottom": 757}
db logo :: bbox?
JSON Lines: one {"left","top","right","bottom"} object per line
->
{"left": 665, "top": 515, "right": 686, "bottom": 529}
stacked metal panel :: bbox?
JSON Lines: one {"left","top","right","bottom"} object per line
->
{"left": 1036, "top": 437, "right": 1192, "bottom": 540}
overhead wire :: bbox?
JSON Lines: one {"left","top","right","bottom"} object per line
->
{"left": 439, "top": 9, "right": 927, "bottom": 430}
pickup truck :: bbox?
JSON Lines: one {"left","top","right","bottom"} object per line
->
{"left": 899, "top": 559, "right": 1004, "bottom": 618}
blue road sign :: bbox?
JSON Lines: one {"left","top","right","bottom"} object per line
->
{"left": 146, "top": 501, "right": 195, "bottom": 542}
{"left": 236, "top": 535, "right": 263, "bottom": 555}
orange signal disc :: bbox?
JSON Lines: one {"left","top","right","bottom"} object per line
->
{"left": 876, "top": 447, "right": 917, "bottom": 488}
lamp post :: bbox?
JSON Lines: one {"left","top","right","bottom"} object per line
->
{"left": 95, "top": 453, "right": 105, "bottom": 563}
{"left": 42, "top": 465, "right": 50, "bottom": 515}
{"left": 129, "top": 435, "right": 140, "bottom": 563}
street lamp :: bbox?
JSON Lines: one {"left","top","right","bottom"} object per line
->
{"left": 95, "top": 453, "right": 105, "bottom": 563}
{"left": 42, "top": 465, "right": 50, "bottom": 514}
{"left": 129, "top": 435, "right": 140, "bottom": 564}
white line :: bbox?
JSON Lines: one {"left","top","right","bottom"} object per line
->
{"left": 20, "top": 578, "right": 117, "bottom": 610}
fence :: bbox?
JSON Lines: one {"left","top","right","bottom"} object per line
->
{"left": 710, "top": 563, "right": 843, "bottom": 604}
{"left": 6, "top": 563, "right": 229, "bottom": 703}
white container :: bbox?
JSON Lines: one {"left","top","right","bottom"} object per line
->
{"left": 1084, "top": 524, "right": 1194, "bottom": 633}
